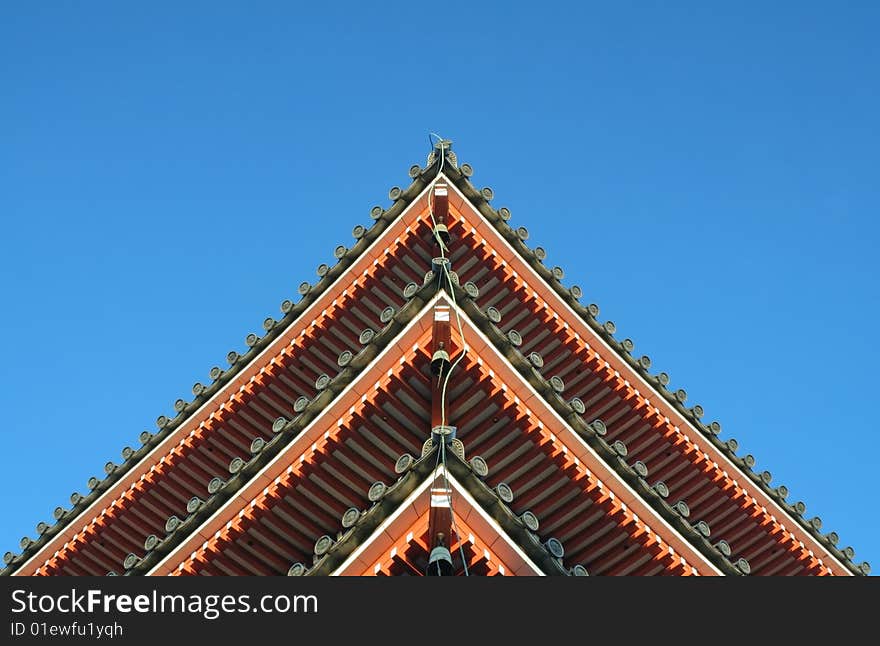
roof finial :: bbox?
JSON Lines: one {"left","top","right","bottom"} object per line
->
{"left": 427, "top": 133, "right": 457, "bottom": 169}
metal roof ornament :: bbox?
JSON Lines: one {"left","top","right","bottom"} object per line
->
{"left": 426, "top": 533, "right": 454, "bottom": 576}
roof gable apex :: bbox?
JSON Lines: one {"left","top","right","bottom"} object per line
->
{"left": 326, "top": 469, "right": 550, "bottom": 576}
{"left": 4, "top": 143, "right": 867, "bottom": 576}
{"left": 431, "top": 156, "right": 860, "bottom": 574}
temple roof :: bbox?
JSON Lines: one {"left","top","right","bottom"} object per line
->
{"left": 3, "top": 143, "right": 868, "bottom": 576}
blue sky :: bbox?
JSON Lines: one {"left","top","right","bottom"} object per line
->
{"left": 2, "top": 2, "right": 878, "bottom": 573}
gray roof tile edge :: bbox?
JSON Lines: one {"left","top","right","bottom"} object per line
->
{"left": 439, "top": 157, "right": 867, "bottom": 576}
{"left": 1, "top": 160, "right": 440, "bottom": 576}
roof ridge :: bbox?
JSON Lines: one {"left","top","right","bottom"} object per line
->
{"left": 437, "top": 157, "right": 867, "bottom": 575}
{"left": 1, "top": 156, "right": 439, "bottom": 576}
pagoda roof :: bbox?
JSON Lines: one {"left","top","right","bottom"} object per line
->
{"left": 3, "top": 144, "right": 868, "bottom": 576}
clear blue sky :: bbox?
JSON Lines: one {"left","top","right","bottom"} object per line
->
{"left": 2, "top": 2, "right": 878, "bottom": 573}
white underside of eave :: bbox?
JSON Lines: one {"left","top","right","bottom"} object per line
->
{"left": 330, "top": 470, "right": 545, "bottom": 576}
